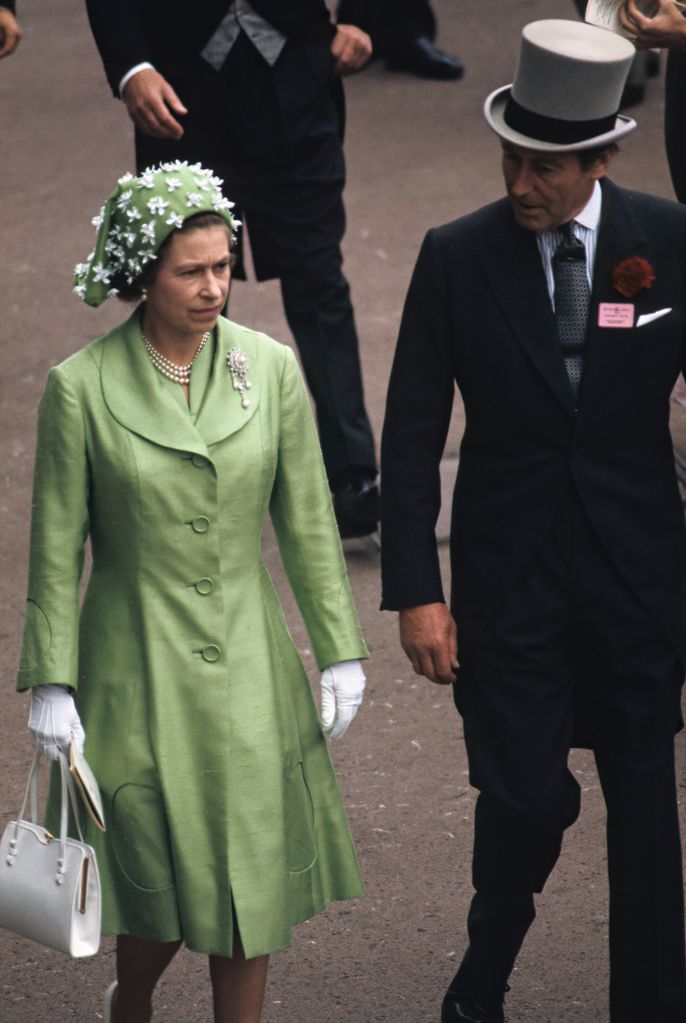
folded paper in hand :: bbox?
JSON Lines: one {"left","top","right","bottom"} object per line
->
{"left": 69, "top": 745, "right": 106, "bottom": 832}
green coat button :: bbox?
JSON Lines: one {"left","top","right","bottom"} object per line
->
{"left": 191, "top": 516, "right": 210, "bottom": 533}
{"left": 195, "top": 578, "right": 214, "bottom": 595}
{"left": 202, "top": 644, "right": 221, "bottom": 662}
{"left": 191, "top": 454, "right": 207, "bottom": 468}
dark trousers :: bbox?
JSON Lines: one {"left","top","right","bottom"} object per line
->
{"left": 452, "top": 496, "right": 686, "bottom": 1021}
{"left": 135, "top": 34, "right": 377, "bottom": 487}
{"left": 337, "top": 0, "right": 436, "bottom": 52}
{"left": 666, "top": 51, "right": 686, "bottom": 204}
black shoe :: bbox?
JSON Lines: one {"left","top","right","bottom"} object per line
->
{"left": 441, "top": 991, "right": 505, "bottom": 1023}
{"left": 386, "top": 36, "right": 464, "bottom": 80}
{"left": 332, "top": 478, "right": 380, "bottom": 539}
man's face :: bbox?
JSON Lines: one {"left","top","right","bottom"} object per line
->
{"left": 501, "top": 142, "right": 613, "bottom": 232}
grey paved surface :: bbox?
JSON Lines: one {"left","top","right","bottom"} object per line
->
{"left": 1, "top": 2, "right": 686, "bottom": 1021}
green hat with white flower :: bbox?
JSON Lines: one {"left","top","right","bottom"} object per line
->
{"left": 73, "top": 161, "right": 239, "bottom": 307}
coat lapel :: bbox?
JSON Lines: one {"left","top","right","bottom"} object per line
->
{"left": 476, "top": 206, "right": 576, "bottom": 417}
{"left": 101, "top": 311, "right": 260, "bottom": 455}
{"left": 578, "top": 179, "right": 649, "bottom": 412}
{"left": 195, "top": 316, "right": 261, "bottom": 446}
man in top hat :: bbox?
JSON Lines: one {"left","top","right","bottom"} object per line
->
{"left": 381, "top": 18, "right": 686, "bottom": 1023}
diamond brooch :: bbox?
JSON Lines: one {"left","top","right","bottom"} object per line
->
{"left": 227, "top": 348, "right": 252, "bottom": 408}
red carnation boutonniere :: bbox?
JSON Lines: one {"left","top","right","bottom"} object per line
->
{"left": 611, "top": 257, "right": 655, "bottom": 299}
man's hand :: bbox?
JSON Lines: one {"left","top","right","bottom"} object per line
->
{"left": 331, "top": 24, "right": 372, "bottom": 75}
{"left": 399, "top": 602, "right": 459, "bottom": 685}
{"left": 0, "top": 9, "right": 22, "bottom": 59}
{"left": 620, "top": 0, "right": 686, "bottom": 49}
{"left": 122, "top": 68, "right": 188, "bottom": 139}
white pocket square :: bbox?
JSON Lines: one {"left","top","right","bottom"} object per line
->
{"left": 636, "top": 308, "right": 672, "bottom": 327}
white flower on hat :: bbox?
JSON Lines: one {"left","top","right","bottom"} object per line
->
{"left": 116, "top": 190, "right": 133, "bottom": 210}
{"left": 105, "top": 240, "right": 125, "bottom": 262}
{"left": 118, "top": 172, "right": 135, "bottom": 186}
{"left": 74, "top": 261, "right": 90, "bottom": 276}
{"left": 126, "top": 207, "right": 141, "bottom": 222}
{"left": 166, "top": 177, "right": 182, "bottom": 192}
{"left": 92, "top": 264, "right": 112, "bottom": 284}
{"left": 186, "top": 192, "right": 203, "bottom": 208}
{"left": 107, "top": 288, "right": 120, "bottom": 298}
{"left": 165, "top": 211, "right": 183, "bottom": 229}
{"left": 138, "top": 170, "right": 155, "bottom": 189}
{"left": 124, "top": 230, "right": 136, "bottom": 247}
{"left": 140, "top": 249, "right": 157, "bottom": 265}
{"left": 147, "top": 196, "right": 169, "bottom": 215}
{"left": 141, "top": 221, "right": 157, "bottom": 244}
{"left": 73, "top": 283, "right": 87, "bottom": 298}
{"left": 212, "top": 194, "right": 234, "bottom": 213}
{"left": 92, "top": 206, "right": 106, "bottom": 228}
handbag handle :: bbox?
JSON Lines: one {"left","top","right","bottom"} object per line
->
{"left": 7, "top": 750, "right": 85, "bottom": 884}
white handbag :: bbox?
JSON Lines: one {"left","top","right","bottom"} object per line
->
{"left": 0, "top": 750, "right": 101, "bottom": 957}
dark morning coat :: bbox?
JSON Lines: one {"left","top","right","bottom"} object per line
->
{"left": 381, "top": 179, "right": 686, "bottom": 669}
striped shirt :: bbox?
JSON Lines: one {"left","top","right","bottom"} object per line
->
{"left": 536, "top": 179, "right": 602, "bottom": 310}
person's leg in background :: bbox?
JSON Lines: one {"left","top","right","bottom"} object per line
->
{"left": 337, "top": 0, "right": 463, "bottom": 80}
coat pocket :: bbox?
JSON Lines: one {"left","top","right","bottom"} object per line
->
{"left": 111, "top": 784, "right": 175, "bottom": 892}
{"left": 285, "top": 760, "right": 316, "bottom": 873}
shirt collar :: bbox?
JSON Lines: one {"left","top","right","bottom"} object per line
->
{"left": 572, "top": 179, "right": 602, "bottom": 232}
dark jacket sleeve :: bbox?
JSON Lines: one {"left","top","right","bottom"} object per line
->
{"left": 85, "top": 0, "right": 153, "bottom": 96}
{"left": 380, "top": 229, "right": 456, "bottom": 611}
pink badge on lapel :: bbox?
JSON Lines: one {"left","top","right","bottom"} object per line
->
{"left": 598, "top": 303, "right": 634, "bottom": 328}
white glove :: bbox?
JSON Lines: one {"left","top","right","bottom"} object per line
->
{"left": 28, "top": 685, "right": 85, "bottom": 760}
{"left": 319, "top": 660, "right": 366, "bottom": 740}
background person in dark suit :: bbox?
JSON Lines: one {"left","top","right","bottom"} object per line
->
{"left": 0, "top": 0, "right": 22, "bottom": 59}
{"left": 381, "top": 19, "right": 686, "bottom": 1023}
{"left": 571, "top": 0, "right": 656, "bottom": 107}
{"left": 85, "top": 0, "right": 381, "bottom": 538}
{"left": 620, "top": 0, "right": 686, "bottom": 200}
{"left": 336, "top": 0, "right": 463, "bottom": 80}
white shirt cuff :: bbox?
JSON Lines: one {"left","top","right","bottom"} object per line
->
{"left": 119, "top": 62, "right": 155, "bottom": 95}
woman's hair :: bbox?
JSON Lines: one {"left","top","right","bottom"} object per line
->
{"left": 113, "top": 212, "right": 233, "bottom": 302}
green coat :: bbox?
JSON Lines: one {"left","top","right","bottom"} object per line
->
{"left": 17, "top": 311, "right": 367, "bottom": 958}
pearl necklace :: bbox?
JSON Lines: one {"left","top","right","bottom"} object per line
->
{"left": 142, "top": 331, "right": 210, "bottom": 384}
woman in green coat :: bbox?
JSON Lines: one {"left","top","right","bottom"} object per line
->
{"left": 19, "top": 162, "right": 368, "bottom": 1023}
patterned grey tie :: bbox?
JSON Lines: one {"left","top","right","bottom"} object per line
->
{"left": 552, "top": 222, "right": 590, "bottom": 398}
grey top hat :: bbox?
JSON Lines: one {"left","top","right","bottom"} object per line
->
{"left": 484, "top": 19, "right": 637, "bottom": 152}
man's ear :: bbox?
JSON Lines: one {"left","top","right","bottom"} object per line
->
{"left": 591, "top": 146, "right": 616, "bottom": 182}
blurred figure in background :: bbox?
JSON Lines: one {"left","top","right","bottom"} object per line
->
{"left": 621, "top": 0, "right": 686, "bottom": 201}
{"left": 0, "top": 1, "right": 22, "bottom": 59}
{"left": 337, "top": 0, "right": 463, "bottom": 79}
{"left": 572, "top": 0, "right": 658, "bottom": 106}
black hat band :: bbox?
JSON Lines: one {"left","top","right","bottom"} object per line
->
{"left": 504, "top": 94, "right": 618, "bottom": 144}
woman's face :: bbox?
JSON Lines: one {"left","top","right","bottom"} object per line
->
{"left": 144, "top": 225, "right": 232, "bottom": 341}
